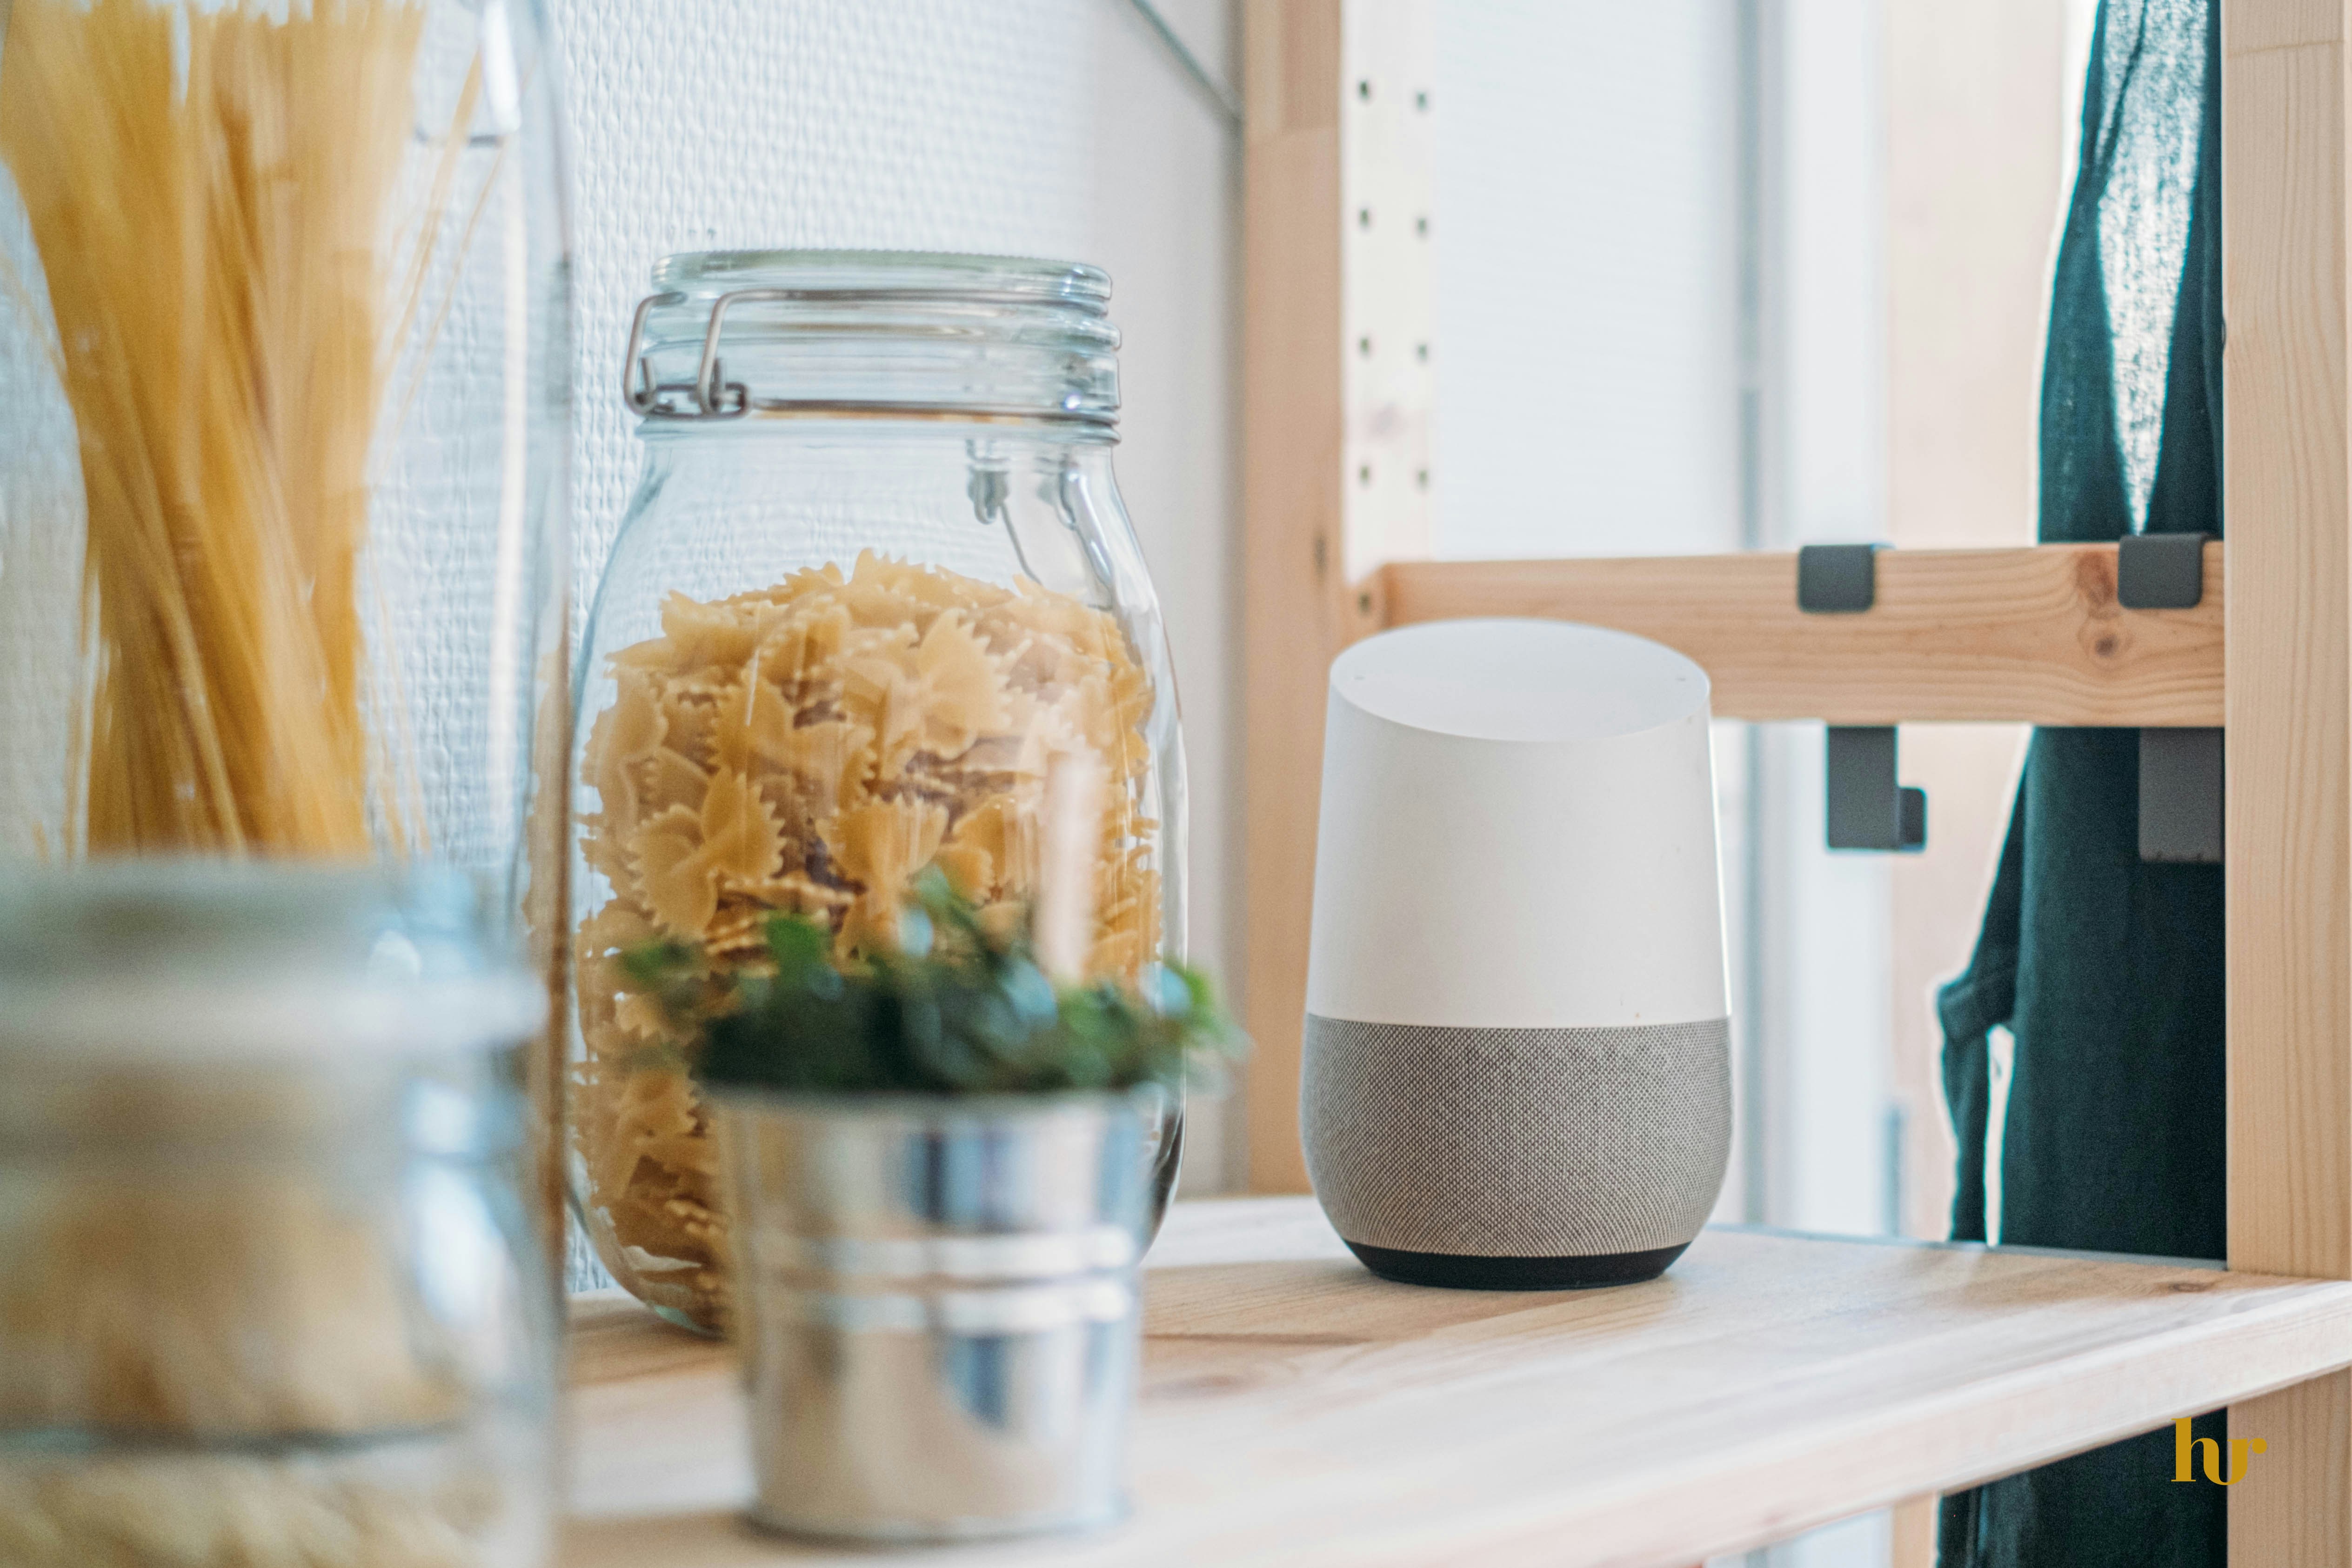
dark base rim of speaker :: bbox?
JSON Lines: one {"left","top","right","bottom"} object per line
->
{"left": 1344, "top": 1239, "right": 1690, "bottom": 1291}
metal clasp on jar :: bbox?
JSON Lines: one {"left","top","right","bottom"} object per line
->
{"left": 621, "top": 288, "right": 753, "bottom": 420}
{"left": 623, "top": 283, "right": 1101, "bottom": 423}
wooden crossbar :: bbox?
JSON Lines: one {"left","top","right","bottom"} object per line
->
{"left": 1383, "top": 543, "right": 2224, "bottom": 727}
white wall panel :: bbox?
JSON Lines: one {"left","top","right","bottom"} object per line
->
{"left": 1431, "top": 0, "right": 1740, "bottom": 561}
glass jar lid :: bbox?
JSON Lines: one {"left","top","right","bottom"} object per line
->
{"left": 0, "top": 862, "right": 544, "bottom": 1062}
{"left": 623, "top": 249, "right": 1121, "bottom": 427}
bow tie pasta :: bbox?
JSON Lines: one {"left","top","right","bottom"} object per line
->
{"left": 572, "top": 553, "right": 1161, "bottom": 1329}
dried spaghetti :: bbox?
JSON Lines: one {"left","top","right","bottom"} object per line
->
{"left": 0, "top": 0, "right": 432, "bottom": 854}
{"left": 0, "top": 7, "right": 529, "bottom": 1562}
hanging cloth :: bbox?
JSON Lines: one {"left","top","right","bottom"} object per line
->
{"left": 1936, "top": 0, "right": 2224, "bottom": 1562}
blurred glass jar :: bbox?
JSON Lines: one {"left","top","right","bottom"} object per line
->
{"left": 569, "top": 251, "right": 1188, "bottom": 1332}
{"left": 0, "top": 0, "right": 573, "bottom": 1195}
{"left": 0, "top": 865, "right": 557, "bottom": 1568}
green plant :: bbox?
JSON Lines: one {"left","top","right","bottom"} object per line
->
{"left": 624, "top": 869, "right": 1241, "bottom": 1095}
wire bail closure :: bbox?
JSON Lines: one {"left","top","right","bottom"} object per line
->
{"left": 622, "top": 288, "right": 764, "bottom": 420}
{"left": 621, "top": 282, "right": 1121, "bottom": 426}
{"left": 629, "top": 287, "right": 867, "bottom": 419}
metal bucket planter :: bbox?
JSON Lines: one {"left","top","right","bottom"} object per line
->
{"left": 711, "top": 1090, "right": 1149, "bottom": 1542}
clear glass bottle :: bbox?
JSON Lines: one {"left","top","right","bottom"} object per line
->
{"left": 0, "top": 865, "right": 558, "bottom": 1568}
{"left": 570, "top": 251, "right": 1187, "bottom": 1332}
{"left": 0, "top": 0, "right": 574, "bottom": 1239}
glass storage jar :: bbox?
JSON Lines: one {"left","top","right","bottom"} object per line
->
{"left": 0, "top": 864, "right": 557, "bottom": 1568}
{"left": 570, "top": 251, "right": 1187, "bottom": 1332}
{"left": 0, "top": 0, "right": 574, "bottom": 1244}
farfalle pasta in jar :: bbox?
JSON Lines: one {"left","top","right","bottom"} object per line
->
{"left": 569, "top": 253, "right": 1186, "bottom": 1330}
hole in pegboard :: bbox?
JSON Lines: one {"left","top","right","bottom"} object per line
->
{"left": 1415, "top": 342, "right": 1429, "bottom": 362}
{"left": 1357, "top": 336, "right": 1372, "bottom": 358}
{"left": 1358, "top": 464, "right": 1373, "bottom": 487}
{"left": 1415, "top": 89, "right": 1429, "bottom": 111}
{"left": 1416, "top": 468, "right": 1430, "bottom": 490}
{"left": 1357, "top": 79, "right": 1371, "bottom": 101}
{"left": 1415, "top": 215, "right": 1429, "bottom": 238}
{"left": 1357, "top": 208, "right": 1372, "bottom": 229}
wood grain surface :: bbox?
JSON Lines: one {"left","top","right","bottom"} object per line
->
{"left": 2222, "top": 0, "right": 2352, "bottom": 1555}
{"left": 2232, "top": 1369, "right": 2352, "bottom": 1558}
{"left": 1382, "top": 544, "right": 2224, "bottom": 726}
{"left": 2223, "top": 0, "right": 2352, "bottom": 1287}
{"left": 561, "top": 1198, "right": 2352, "bottom": 1568}
{"left": 1239, "top": 0, "right": 1381, "bottom": 1196}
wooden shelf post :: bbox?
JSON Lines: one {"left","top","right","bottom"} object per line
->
{"left": 2225, "top": 0, "right": 2352, "bottom": 1556}
{"left": 1241, "top": 0, "right": 1398, "bottom": 1192}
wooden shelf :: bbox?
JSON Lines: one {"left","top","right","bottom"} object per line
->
{"left": 562, "top": 1196, "right": 2352, "bottom": 1568}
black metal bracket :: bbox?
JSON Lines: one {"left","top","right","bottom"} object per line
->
{"left": 2117, "top": 534, "right": 2219, "bottom": 860}
{"left": 1800, "top": 546, "right": 1924, "bottom": 851}
{"left": 2117, "top": 531, "right": 2209, "bottom": 609}
{"left": 2140, "top": 727, "right": 2223, "bottom": 862}
{"left": 1795, "top": 538, "right": 2213, "bottom": 859}
{"left": 1826, "top": 726, "right": 1927, "bottom": 852}
{"left": 1797, "top": 542, "right": 1884, "bottom": 613}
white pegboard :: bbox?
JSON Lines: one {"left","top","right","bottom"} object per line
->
{"left": 1340, "top": 0, "right": 1436, "bottom": 582}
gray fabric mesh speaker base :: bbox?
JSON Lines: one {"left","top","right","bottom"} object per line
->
{"left": 1302, "top": 1015, "right": 1732, "bottom": 1257}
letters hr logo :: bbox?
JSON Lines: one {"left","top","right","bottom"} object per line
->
{"left": 2172, "top": 1418, "right": 2266, "bottom": 1486}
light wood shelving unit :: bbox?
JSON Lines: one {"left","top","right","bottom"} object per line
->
{"left": 1226, "top": 0, "right": 2352, "bottom": 1558}
{"left": 563, "top": 1200, "right": 2352, "bottom": 1566}
{"left": 554, "top": 0, "right": 2352, "bottom": 1560}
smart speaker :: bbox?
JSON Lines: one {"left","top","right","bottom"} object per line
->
{"left": 1301, "top": 618, "right": 1731, "bottom": 1290}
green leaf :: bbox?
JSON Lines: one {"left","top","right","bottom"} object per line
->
{"left": 623, "top": 873, "right": 1244, "bottom": 1096}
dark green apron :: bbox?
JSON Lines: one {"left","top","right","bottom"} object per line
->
{"left": 1937, "top": 1, "right": 2225, "bottom": 1562}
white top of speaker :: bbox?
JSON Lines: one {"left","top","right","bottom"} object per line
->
{"left": 1308, "top": 619, "right": 1730, "bottom": 1031}
{"left": 1329, "top": 619, "right": 1710, "bottom": 745}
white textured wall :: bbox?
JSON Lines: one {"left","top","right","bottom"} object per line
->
{"left": 551, "top": 0, "right": 1243, "bottom": 1184}
{"left": 1083, "top": 3, "right": 1243, "bottom": 1187}
{"left": 557, "top": 0, "right": 1093, "bottom": 571}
